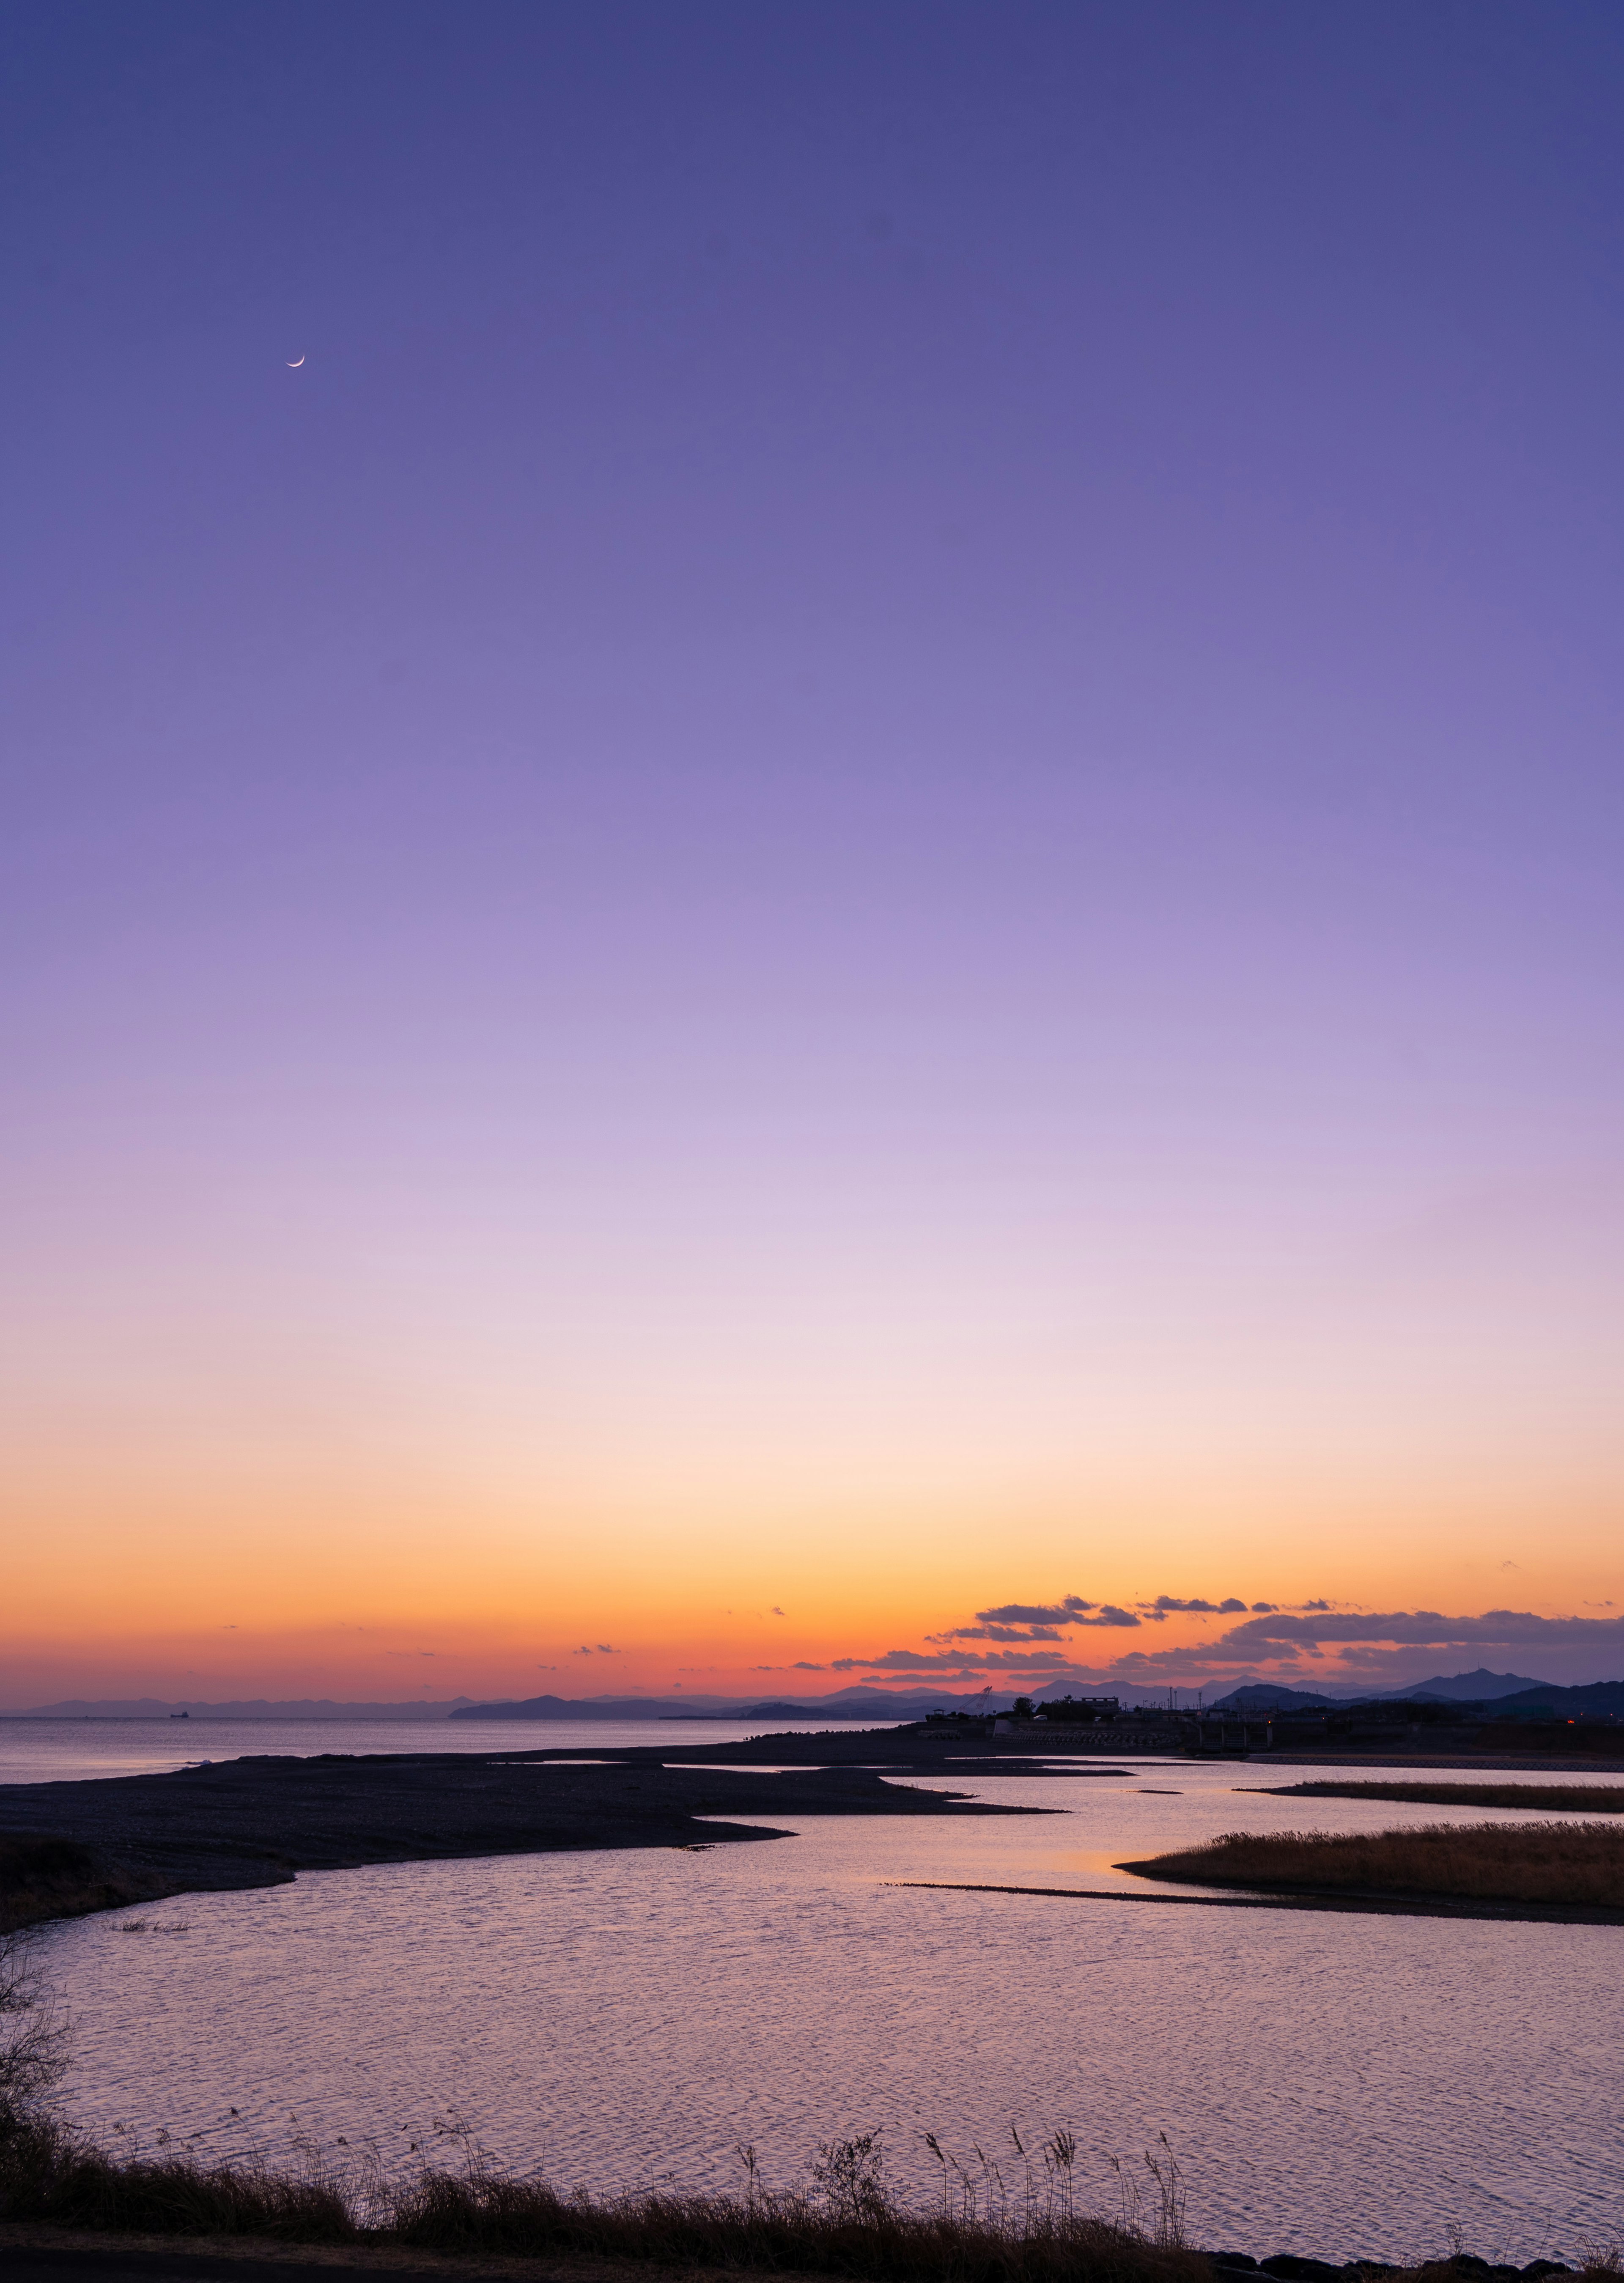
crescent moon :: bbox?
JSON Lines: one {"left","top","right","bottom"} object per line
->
{"left": 286, "top": 355, "right": 305, "bottom": 368}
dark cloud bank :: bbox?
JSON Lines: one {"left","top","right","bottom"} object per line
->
{"left": 834, "top": 1598, "right": 1624, "bottom": 1690}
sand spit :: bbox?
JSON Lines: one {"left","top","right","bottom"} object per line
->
{"left": 0, "top": 1735, "right": 1053, "bottom": 1929}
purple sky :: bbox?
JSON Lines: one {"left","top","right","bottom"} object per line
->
{"left": 4, "top": 5, "right": 1623, "bottom": 1699}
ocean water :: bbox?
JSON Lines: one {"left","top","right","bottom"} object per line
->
{"left": 30, "top": 1758, "right": 1624, "bottom": 2265}
{"left": 0, "top": 1716, "right": 886, "bottom": 1784}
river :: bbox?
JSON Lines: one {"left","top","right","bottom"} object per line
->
{"left": 14, "top": 1726, "right": 1624, "bottom": 2264}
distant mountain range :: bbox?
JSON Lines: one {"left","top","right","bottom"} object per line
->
{"left": 1211, "top": 1671, "right": 1624, "bottom": 1717}
{"left": 1492, "top": 1678, "right": 1624, "bottom": 1718}
{"left": 10, "top": 1698, "right": 480, "bottom": 1720}
{"left": 10, "top": 1685, "right": 1014, "bottom": 1725}
{"left": 449, "top": 1685, "right": 1013, "bottom": 1723}
{"left": 1375, "top": 1668, "right": 1548, "bottom": 1702}
{"left": 1211, "top": 1670, "right": 1553, "bottom": 1710}
{"left": 15, "top": 1671, "right": 1621, "bottom": 1726}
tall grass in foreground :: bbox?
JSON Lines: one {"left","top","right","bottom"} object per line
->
{"left": 382, "top": 2126, "right": 1212, "bottom": 2283}
{"left": 1132, "top": 1822, "right": 1624, "bottom": 1907}
{"left": 0, "top": 2097, "right": 1210, "bottom": 2283}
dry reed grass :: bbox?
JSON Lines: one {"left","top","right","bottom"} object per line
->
{"left": 0, "top": 1839, "right": 165, "bottom": 1936}
{"left": 0, "top": 2112, "right": 356, "bottom": 2240}
{"left": 1130, "top": 1821, "right": 1624, "bottom": 1906}
{"left": 0, "top": 2105, "right": 1210, "bottom": 2283}
{"left": 384, "top": 2126, "right": 1212, "bottom": 2283}
{"left": 4, "top": 2113, "right": 1621, "bottom": 2283}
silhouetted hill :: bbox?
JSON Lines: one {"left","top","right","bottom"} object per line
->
{"left": 1370, "top": 1669, "right": 1547, "bottom": 1702}
{"left": 1493, "top": 1679, "right": 1624, "bottom": 1718}
{"left": 1209, "top": 1684, "right": 1344, "bottom": 1710}
{"left": 1210, "top": 1674, "right": 1623, "bottom": 1720}
{"left": 449, "top": 1692, "right": 725, "bottom": 1719}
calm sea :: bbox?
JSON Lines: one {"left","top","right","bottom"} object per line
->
{"left": 0, "top": 1715, "right": 884, "bottom": 1784}
{"left": 15, "top": 1739, "right": 1624, "bottom": 2263}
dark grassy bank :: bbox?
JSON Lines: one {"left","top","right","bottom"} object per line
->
{"left": 0, "top": 1842, "right": 175, "bottom": 1938}
{"left": 1125, "top": 1821, "right": 1624, "bottom": 1907}
{"left": 3, "top": 2116, "right": 1616, "bottom": 2283}
{"left": 0, "top": 2110, "right": 1200, "bottom": 2283}
{"left": 1252, "top": 1784, "right": 1624, "bottom": 1814}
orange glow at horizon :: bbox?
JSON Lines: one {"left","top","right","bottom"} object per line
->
{"left": 8, "top": 1443, "right": 1622, "bottom": 1705}
{"left": 8, "top": 1043, "right": 1623, "bottom": 1709}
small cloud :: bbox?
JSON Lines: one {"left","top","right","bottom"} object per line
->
{"left": 1218, "top": 1599, "right": 1247, "bottom": 1614}
{"left": 1299, "top": 1600, "right": 1331, "bottom": 1612}
{"left": 976, "top": 1597, "right": 1097, "bottom": 1625}
{"left": 772, "top": 1606, "right": 786, "bottom": 1617}
{"left": 833, "top": 1644, "right": 1109, "bottom": 1674}
{"left": 596, "top": 1643, "right": 617, "bottom": 1654}
{"left": 1501, "top": 1560, "right": 1520, "bottom": 1570}
{"left": 965, "top": 1600, "right": 1138, "bottom": 1633}
{"left": 931, "top": 1623, "right": 1064, "bottom": 1643}
{"left": 535, "top": 1663, "right": 556, "bottom": 1671}
{"left": 793, "top": 1661, "right": 826, "bottom": 1671}
{"left": 1251, "top": 1602, "right": 1278, "bottom": 1613}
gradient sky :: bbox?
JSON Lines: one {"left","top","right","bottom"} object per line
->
{"left": 5, "top": 3, "right": 1623, "bottom": 1708}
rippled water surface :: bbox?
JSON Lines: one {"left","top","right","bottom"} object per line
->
{"left": 34, "top": 1758, "right": 1624, "bottom": 2264}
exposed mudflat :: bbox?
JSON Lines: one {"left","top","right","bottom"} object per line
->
{"left": 0, "top": 1731, "right": 1055, "bottom": 1921}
